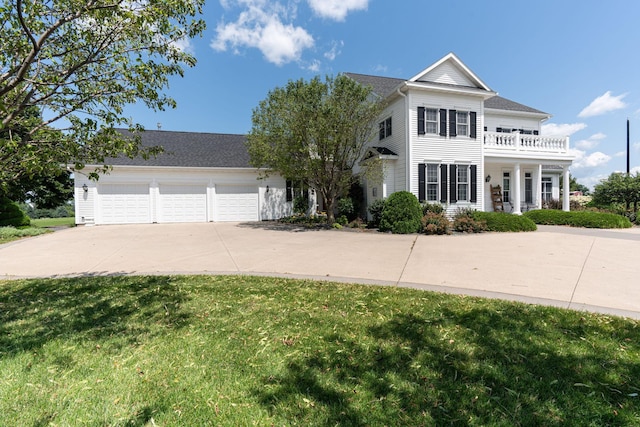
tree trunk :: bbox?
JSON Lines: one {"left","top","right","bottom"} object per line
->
{"left": 324, "top": 194, "right": 336, "bottom": 224}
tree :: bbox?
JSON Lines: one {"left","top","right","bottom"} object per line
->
{"left": 0, "top": 0, "right": 206, "bottom": 188}
{"left": 1, "top": 106, "right": 72, "bottom": 207}
{"left": 591, "top": 172, "right": 640, "bottom": 213}
{"left": 569, "top": 175, "right": 590, "bottom": 195}
{"left": 247, "top": 75, "right": 384, "bottom": 223}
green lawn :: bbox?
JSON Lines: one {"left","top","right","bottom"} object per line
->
{"left": 31, "top": 216, "right": 75, "bottom": 228}
{"left": 0, "top": 275, "right": 638, "bottom": 426}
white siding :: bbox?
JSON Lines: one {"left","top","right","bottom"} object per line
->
{"left": 410, "top": 91, "right": 484, "bottom": 214}
{"left": 74, "top": 167, "right": 288, "bottom": 225}
{"left": 484, "top": 112, "right": 542, "bottom": 134}
{"left": 417, "top": 62, "right": 475, "bottom": 87}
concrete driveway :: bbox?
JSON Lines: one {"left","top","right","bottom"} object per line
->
{"left": 1, "top": 222, "right": 639, "bottom": 319}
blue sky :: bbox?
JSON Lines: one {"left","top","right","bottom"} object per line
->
{"left": 126, "top": 0, "right": 640, "bottom": 189}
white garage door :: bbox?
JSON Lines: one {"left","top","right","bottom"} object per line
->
{"left": 158, "top": 185, "right": 207, "bottom": 223}
{"left": 99, "top": 184, "right": 150, "bottom": 224}
{"left": 215, "top": 185, "right": 259, "bottom": 222}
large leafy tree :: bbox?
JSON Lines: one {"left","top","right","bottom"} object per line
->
{"left": 247, "top": 75, "right": 383, "bottom": 223}
{"left": 0, "top": 0, "right": 206, "bottom": 189}
{"left": 592, "top": 172, "right": 640, "bottom": 212}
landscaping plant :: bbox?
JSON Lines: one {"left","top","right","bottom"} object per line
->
{"left": 524, "top": 210, "right": 632, "bottom": 229}
{"left": 472, "top": 211, "right": 537, "bottom": 232}
{"left": 378, "top": 191, "right": 422, "bottom": 234}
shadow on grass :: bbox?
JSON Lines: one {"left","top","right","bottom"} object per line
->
{"left": 254, "top": 305, "right": 640, "bottom": 426}
{"left": 0, "top": 276, "right": 191, "bottom": 357}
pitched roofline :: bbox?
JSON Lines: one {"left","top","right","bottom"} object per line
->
{"left": 408, "top": 52, "right": 493, "bottom": 92}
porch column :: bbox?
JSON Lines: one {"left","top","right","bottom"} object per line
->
{"left": 563, "top": 166, "right": 570, "bottom": 211}
{"left": 513, "top": 163, "right": 522, "bottom": 214}
{"left": 537, "top": 164, "right": 542, "bottom": 209}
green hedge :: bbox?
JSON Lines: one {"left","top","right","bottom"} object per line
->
{"left": 0, "top": 197, "right": 31, "bottom": 227}
{"left": 523, "top": 209, "right": 632, "bottom": 229}
{"left": 472, "top": 211, "right": 537, "bottom": 232}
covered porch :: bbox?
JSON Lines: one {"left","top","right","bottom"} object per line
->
{"left": 483, "top": 161, "right": 572, "bottom": 214}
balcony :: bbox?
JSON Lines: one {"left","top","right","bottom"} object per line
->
{"left": 484, "top": 131, "right": 569, "bottom": 155}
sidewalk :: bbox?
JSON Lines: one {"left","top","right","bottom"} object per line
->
{"left": 1, "top": 223, "right": 639, "bottom": 319}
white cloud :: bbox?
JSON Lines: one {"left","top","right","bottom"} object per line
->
{"left": 541, "top": 122, "right": 587, "bottom": 136}
{"left": 574, "top": 132, "right": 606, "bottom": 150}
{"left": 306, "top": 59, "right": 321, "bottom": 72}
{"left": 324, "top": 40, "right": 344, "bottom": 61}
{"left": 569, "top": 148, "right": 612, "bottom": 169}
{"left": 212, "top": 1, "right": 314, "bottom": 66}
{"left": 307, "top": 0, "right": 368, "bottom": 21}
{"left": 578, "top": 91, "right": 627, "bottom": 118}
{"left": 372, "top": 64, "right": 388, "bottom": 74}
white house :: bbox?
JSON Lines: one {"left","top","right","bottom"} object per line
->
{"left": 74, "top": 53, "right": 573, "bottom": 225}
{"left": 73, "top": 131, "right": 293, "bottom": 225}
{"left": 348, "top": 52, "right": 574, "bottom": 216}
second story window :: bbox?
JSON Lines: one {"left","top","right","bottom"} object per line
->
{"left": 379, "top": 117, "right": 392, "bottom": 140}
{"left": 425, "top": 108, "right": 438, "bottom": 134}
{"left": 456, "top": 111, "right": 469, "bottom": 136}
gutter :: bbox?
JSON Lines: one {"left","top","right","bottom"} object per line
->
{"left": 396, "top": 87, "right": 410, "bottom": 192}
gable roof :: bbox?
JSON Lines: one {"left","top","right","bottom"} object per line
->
{"left": 409, "top": 52, "right": 492, "bottom": 92}
{"left": 106, "top": 129, "right": 252, "bottom": 168}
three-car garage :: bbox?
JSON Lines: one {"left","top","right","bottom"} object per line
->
{"left": 74, "top": 130, "right": 290, "bottom": 226}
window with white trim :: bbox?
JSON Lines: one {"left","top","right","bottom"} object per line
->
{"left": 425, "top": 108, "right": 438, "bottom": 134}
{"left": 379, "top": 117, "right": 392, "bottom": 140}
{"left": 502, "top": 172, "right": 511, "bottom": 203}
{"left": 456, "top": 111, "right": 469, "bottom": 136}
{"left": 541, "top": 177, "right": 553, "bottom": 202}
{"left": 457, "top": 166, "right": 469, "bottom": 201}
{"left": 426, "top": 164, "right": 439, "bottom": 201}
{"left": 524, "top": 172, "right": 533, "bottom": 204}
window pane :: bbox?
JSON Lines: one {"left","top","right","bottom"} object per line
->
{"left": 427, "top": 164, "right": 438, "bottom": 181}
{"left": 457, "top": 167, "right": 468, "bottom": 183}
{"left": 426, "top": 109, "right": 437, "bottom": 121}
{"left": 427, "top": 184, "right": 437, "bottom": 201}
{"left": 458, "top": 184, "right": 468, "bottom": 201}
{"left": 425, "top": 109, "right": 437, "bottom": 134}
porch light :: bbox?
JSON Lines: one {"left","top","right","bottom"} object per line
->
{"left": 82, "top": 183, "right": 88, "bottom": 193}
{"left": 485, "top": 175, "right": 491, "bottom": 183}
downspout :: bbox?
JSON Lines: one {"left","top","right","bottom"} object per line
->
{"left": 396, "top": 87, "right": 410, "bottom": 192}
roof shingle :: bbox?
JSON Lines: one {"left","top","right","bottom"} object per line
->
{"left": 106, "top": 129, "right": 251, "bottom": 168}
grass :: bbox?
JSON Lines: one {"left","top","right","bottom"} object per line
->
{"left": 31, "top": 216, "right": 75, "bottom": 228}
{"left": 0, "top": 226, "right": 50, "bottom": 244}
{"left": 0, "top": 217, "right": 74, "bottom": 244}
{"left": 0, "top": 275, "right": 638, "bottom": 426}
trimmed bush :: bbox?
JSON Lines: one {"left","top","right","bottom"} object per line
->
{"left": 367, "top": 199, "right": 386, "bottom": 228}
{"left": 422, "top": 212, "right": 451, "bottom": 235}
{"left": 524, "top": 209, "right": 632, "bottom": 229}
{"left": 452, "top": 207, "right": 487, "bottom": 233}
{"left": 422, "top": 202, "right": 444, "bottom": 215}
{"left": 337, "top": 197, "right": 355, "bottom": 220}
{"left": 472, "top": 211, "right": 537, "bottom": 232}
{"left": 379, "top": 191, "right": 422, "bottom": 234}
{"left": 0, "top": 197, "right": 31, "bottom": 227}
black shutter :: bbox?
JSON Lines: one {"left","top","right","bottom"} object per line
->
{"left": 440, "top": 164, "right": 448, "bottom": 203}
{"left": 439, "top": 109, "right": 447, "bottom": 137}
{"left": 449, "top": 109, "right": 457, "bottom": 137}
{"left": 470, "top": 164, "right": 477, "bottom": 202}
{"left": 286, "top": 180, "right": 293, "bottom": 202}
{"left": 418, "top": 163, "right": 426, "bottom": 202}
{"left": 449, "top": 164, "right": 457, "bottom": 203}
{"left": 417, "top": 107, "right": 425, "bottom": 135}
{"left": 470, "top": 111, "right": 477, "bottom": 139}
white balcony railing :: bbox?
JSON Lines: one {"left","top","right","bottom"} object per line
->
{"left": 484, "top": 132, "right": 569, "bottom": 153}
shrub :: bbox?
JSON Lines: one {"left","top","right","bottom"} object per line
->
{"left": 293, "top": 195, "right": 308, "bottom": 215}
{"left": 422, "top": 202, "right": 444, "bottom": 215}
{"left": 367, "top": 199, "right": 386, "bottom": 228}
{"left": 451, "top": 207, "right": 486, "bottom": 233}
{"left": 421, "top": 212, "right": 451, "bottom": 235}
{"left": 472, "top": 211, "right": 537, "bottom": 232}
{"left": 336, "top": 215, "right": 349, "bottom": 226}
{"left": 337, "top": 198, "right": 355, "bottom": 220}
{"left": 0, "top": 197, "right": 31, "bottom": 227}
{"left": 379, "top": 191, "right": 422, "bottom": 234}
{"left": 524, "top": 210, "right": 632, "bottom": 229}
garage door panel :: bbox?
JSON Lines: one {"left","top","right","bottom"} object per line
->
{"left": 216, "top": 185, "right": 258, "bottom": 222}
{"left": 99, "top": 184, "right": 150, "bottom": 224}
{"left": 158, "top": 185, "right": 207, "bottom": 223}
